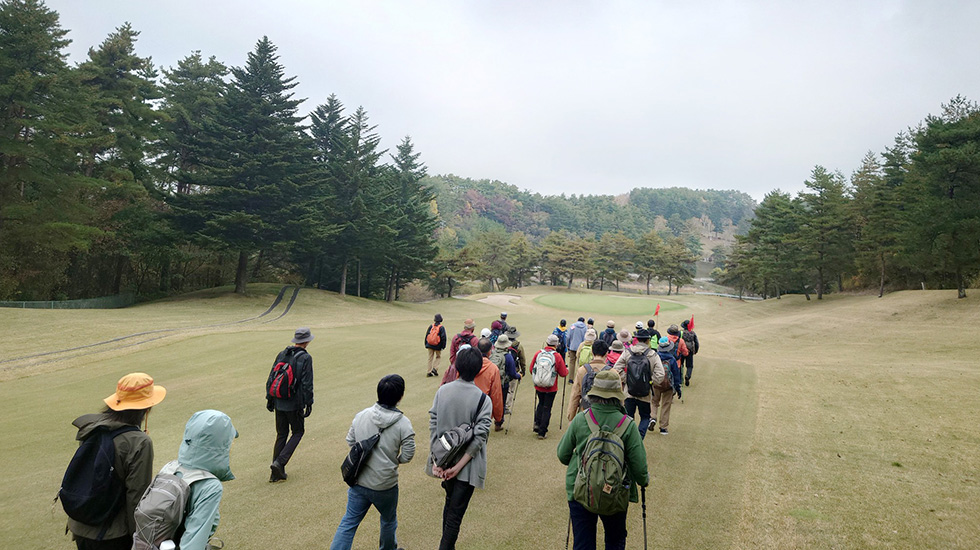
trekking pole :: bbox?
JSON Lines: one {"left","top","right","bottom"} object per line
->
{"left": 565, "top": 513, "right": 571, "bottom": 550}
{"left": 532, "top": 391, "right": 538, "bottom": 432}
{"left": 505, "top": 380, "right": 519, "bottom": 435}
{"left": 641, "top": 486, "right": 648, "bottom": 550}
{"left": 559, "top": 377, "right": 567, "bottom": 430}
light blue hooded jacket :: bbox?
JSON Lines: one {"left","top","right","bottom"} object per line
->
{"left": 173, "top": 410, "right": 237, "bottom": 550}
{"left": 566, "top": 320, "right": 588, "bottom": 354}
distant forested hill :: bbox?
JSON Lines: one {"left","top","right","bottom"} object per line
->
{"left": 425, "top": 174, "right": 756, "bottom": 243}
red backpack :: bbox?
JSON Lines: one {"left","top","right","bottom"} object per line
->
{"left": 426, "top": 324, "right": 441, "bottom": 346}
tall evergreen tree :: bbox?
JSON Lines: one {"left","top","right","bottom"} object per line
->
{"left": 178, "top": 37, "right": 311, "bottom": 294}
{"left": 796, "top": 166, "right": 854, "bottom": 299}
{"left": 851, "top": 150, "right": 901, "bottom": 297}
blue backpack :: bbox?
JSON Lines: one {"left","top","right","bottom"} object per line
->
{"left": 59, "top": 425, "right": 140, "bottom": 534}
{"left": 658, "top": 351, "right": 680, "bottom": 393}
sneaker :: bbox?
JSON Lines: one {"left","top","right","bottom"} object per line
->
{"left": 494, "top": 423, "right": 504, "bottom": 432}
{"left": 684, "top": 377, "right": 690, "bottom": 386}
{"left": 659, "top": 428, "right": 668, "bottom": 435}
{"left": 533, "top": 425, "right": 540, "bottom": 433}
{"left": 426, "top": 371, "right": 435, "bottom": 377}
{"left": 270, "top": 461, "right": 287, "bottom": 482}
{"left": 537, "top": 433, "right": 547, "bottom": 440}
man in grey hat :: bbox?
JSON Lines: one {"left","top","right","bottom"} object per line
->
{"left": 266, "top": 327, "right": 315, "bottom": 482}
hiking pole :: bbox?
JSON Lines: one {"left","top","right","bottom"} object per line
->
{"left": 641, "top": 486, "right": 648, "bottom": 550}
{"left": 505, "top": 380, "right": 519, "bottom": 435}
{"left": 565, "top": 513, "right": 571, "bottom": 550}
{"left": 559, "top": 378, "right": 567, "bottom": 430}
{"left": 533, "top": 391, "right": 538, "bottom": 432}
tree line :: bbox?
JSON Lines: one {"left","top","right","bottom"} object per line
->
{"left": 715, "top": 96, "right": 980, "bottom": 300}
{"left": 0, "top": 0, "right": 437, "bottom": 301}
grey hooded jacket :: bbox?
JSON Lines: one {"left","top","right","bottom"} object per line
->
{"left": 346, "top": 403, "right": 415, "bottom": 491}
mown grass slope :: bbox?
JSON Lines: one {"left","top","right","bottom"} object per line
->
{"left": 0, "top": 286, "right": 976, "bottom": 549}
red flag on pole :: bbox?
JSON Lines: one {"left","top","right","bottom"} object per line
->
{"left": 654, "top": 303, "right": 660, "bottom": 317}
{"left": 689, "top": 315, "right": 695, "bottom": 331}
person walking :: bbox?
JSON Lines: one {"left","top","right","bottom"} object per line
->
{"left": 475, "top": 338, "right": 505, "bottom": 432}
{"left": 566, "top": 317, "right": 588, "bottom": 381}
{"left": 267, "top": 327, "right": 315, "bottom": 482}
{"left": 530, "top": 334, "right": 569, "bottom": 439}
{"left": 599, "top": 321, "right": 617, "bottom": 347}
{"left": 498, "top": 312, "right": 510, "bottom": 333}
{"left": 666, "top": 324, "right": 690, "bottom": 364}
{"left": 65, "top": 373, "right": 167, "bottom": 550}
{"left": 503, "top": 326, "right": 526, "bottom": 417}
{"left": 330, "top": 375, "right": 415, "bottom": 550}
{"left": 425, "top": 314, "right": 448, "bottom": 377}
{"left": 679, "top": 319, "right": 700, "bottom": 386}
{"left": 576, "top": 328, "right": 598, "bottom": 367}
{"left": 491, "top": 334, "right": 521, "bottom": 431}
{"left": 606, "top": 339, "right": 625, "bottom": 366}
{"left": 552, "top": 319, "right": 569, "bottom": 361}
{"left": 646, "top": 319, "right": 662, "bottom": 342}
{"left": 146, "top": 410, "right": 237, "bottom": 550}
{"left": 489, "top": 321, "right": 503, "bottom": 346}
{"left": 653, "top": 337, "right": 683, "bottom": 436}
{"left": 613, "top": 328, "right": 664, "bottom": 439}
{"left": 566, "top": 340, "right": 611, "bottom": 422}
{"left": 557, "top": 370, "right": 649, "bottom": 550}
{"left": 427, "top": 347, "right": 493, "bottom": 550}
{"left": 443, "top": 320, "right": 479, "bottom": 385}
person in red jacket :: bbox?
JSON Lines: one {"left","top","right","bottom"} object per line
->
{"left": 442, "top": 319, "right": 479, "bottom": 385}
{"left": 474, "top": 339, "right": 505, "bottom": 430}
{"left": 530, "top": 334, "right": 568, "bottom": 439}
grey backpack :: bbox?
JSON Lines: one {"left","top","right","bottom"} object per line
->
{"left": 132, "top": 461, "right": 215, "bottom": 550}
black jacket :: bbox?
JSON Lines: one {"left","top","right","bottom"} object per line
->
{"left": 424, "top": 324, "right": 448, "bottom": 350}
{"left": 268, "top": 346, "right": 314, "bottom": 411}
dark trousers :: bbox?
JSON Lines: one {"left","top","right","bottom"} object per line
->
{"left": 568, "top": 499, "right": 628, "bottom": 550}
{"left": 273, "top": 408, "right": 305, "bottom": 467}
{"left": 624, "top": 398, "right": 652, "bottom": 438}
{"left": 75, "top": 536, "right": 131, "bottom": 550}
{"left": 439, "top": 478, "right": 475, "bottom": 550}
{"left": 534, "top": 390, "right": 557, "bottom": 435}
{"left": 683, "top": 354, "right": 694, "bottom": 380}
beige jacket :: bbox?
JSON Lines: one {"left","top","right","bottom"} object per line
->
{"left": 613, "top": 343, "right": 665, "bottom": 404}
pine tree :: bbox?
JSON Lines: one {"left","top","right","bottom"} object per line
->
{"left": 178, "top": 37, "right": 312, "bottom": 294}
{"left": 796, "top": 166, "right": 854, "bottom": 299}
{"left": 634, "top": 230, "right": 665, "bottom": 295}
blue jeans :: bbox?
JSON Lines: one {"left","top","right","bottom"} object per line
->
{"left": 568, "top": 499, "right": 628, "bottom": 550}
{"left": 624, "top": 398, "right": 651, "bottom": 438}
{"left": 329, "top": 485, "right": 399, "bottom": 550}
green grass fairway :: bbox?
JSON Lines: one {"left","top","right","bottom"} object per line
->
{"left": 534, "top": 291, "right": 687, "bottom": 317}
{"left": 2, "top": 286, "right": 978, "bottom": 549}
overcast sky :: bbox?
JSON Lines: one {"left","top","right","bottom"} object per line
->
{"left": 47, "top": 1, "right": 980, "bottom": 201}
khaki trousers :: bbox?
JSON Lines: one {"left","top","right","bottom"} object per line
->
{"left": 652, "top": 385, "right": 674, "bottom": 429}
{"left": 504, "top": 378, "right": 519, "bottom": 414}
{"left": 427, "top": 348, "right": 441, "bottom": 373}
{"left": 566, "top": 350, "right": 578, "bottom": 382}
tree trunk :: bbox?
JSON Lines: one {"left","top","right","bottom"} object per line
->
{"left": 251, "top": 249, "right": 264, "bottom": 279}
{"left": 802, "top": 285, "right": 811, "bottom": 301}
{"left": 646, "top": 275, "right": 651, "bottom": 295}
{"left": 159, "top": 256, "right": 171, "bottom": 293}
{"left": 878, "top": 252, "right": 885, "bottom": 298}
{"left": 567, "top": 275, "right": 573, "bottom": 289}
{"left": 600, "top": 275, "right": 605, "bottom": 291}
{"left": 816, "top": 266, "right": 824, "bottom": 300}
{"left": 447, "top": 277, "right": 455, "bottom": 298}
{"left": 837, "top": 272, "right": 844, "bottom": 294}
{"left": 112, "top": 255, "right": 126, "bottom": 295}
{"left": 395, "top": 272, "right": 401, "bottom": 301}
{"left": 339, "top": 257, "right": 348, "bottom": 296}
{"left": 957, "top": 268, "right": 967, "bottom": 299}
{"left": 667, "top": 277, "right": 673, "bottom": 295}
{"left": 386, "top": 267, "right": 395, "bottom": 303}
{"left": 357, "top": 259, "right": 362, "bottom": 297}
{"left": 234, "top": 250, "right": 249, "bottom": 294}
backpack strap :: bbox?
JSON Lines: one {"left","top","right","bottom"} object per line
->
{"left": 471, "top": 393, "right": 488, "bottom": 426}
{"left": 585, "top": 408, "right": 601, "bottom": 434}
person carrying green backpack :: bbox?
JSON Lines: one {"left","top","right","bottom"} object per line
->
{"left": 557, "top": 370, "right": 649, "bottom": 550}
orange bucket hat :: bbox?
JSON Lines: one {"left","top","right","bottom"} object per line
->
{"left": 104, "top": 373, "right": 167, "bottom": 411}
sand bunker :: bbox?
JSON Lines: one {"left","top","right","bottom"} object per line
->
{"left": 476, "top": 294, "right": 521, "bottom": 308}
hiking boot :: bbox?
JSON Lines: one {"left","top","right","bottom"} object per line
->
{"left": 685, "top": 376, "right": 690, "bottom": 386}
{"left": 494, "top": 423, "right": 504, "bottom": 432}
{"left": 659, "top": 428, "right": 668, "bottom": 435}
{"left": 270, "top": 461, "right": 287, "bottom": 482}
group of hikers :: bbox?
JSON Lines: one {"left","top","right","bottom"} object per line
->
{"left": 416, "top": 311, "right": 700, "bottom": 549}
{"left": 60, "top": 311, "right": 700, "bottom": 550}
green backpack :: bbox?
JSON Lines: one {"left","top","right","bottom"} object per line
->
{"left": 573, "top": 410, "right": 632, "bottom": 515}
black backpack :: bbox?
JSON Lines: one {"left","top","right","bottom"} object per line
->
{"left": 341, "top": 425, "right": 387, "bottom": 487}
{"left": 58, "top": 425, "right": 140, "bottom": 533}
{"left": 580, "top": 363, "right": 613, "bottom": 410}
{"left": 682, "top": 331, "right": 697, "bottom": 355}
{"left": 625, "top": 351, "right": 652, "bottom": 397}
{"left": 267, "top": 349, "right": 305, "bottom": 399}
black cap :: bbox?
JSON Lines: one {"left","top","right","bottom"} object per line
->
{"left": 578, "top": 317, "right": 585, "bottom": 322}
{"left": 647, "top": 319, "right": 656, "bottom": 328}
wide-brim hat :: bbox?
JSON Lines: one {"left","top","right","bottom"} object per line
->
{"left": 584, "top": 328, "right": 597, "bottom": 342}
{"left": 618, "top": 330, "right": 631, "bottom": 342}
{"left": 292, "top": 327, "right": 314, "bottom": 343}
{"left": 464, "top": 319, "right": 476, "bottom": 329}
{"left": 495, "top": 334, "right": 512, "bottom": 348}
{"left": 505, "top": 326, "right": 520, "bottom": 339}
{"left": 606, "top": 320, "right": 615, "bottom": 328}
{"left": 587, "top": 370, "right": 625, "bottom": 401}
{"left": 667, "top": 324, "right": 681, "bottom": 335}
{"left": 546, "top": 334, "right": 560, "bottom": 346}
{"left": 104, "top": 372, "right": 166, "bottom": 411}
{"left": 610, "top": 340, "right": 625, "bottom": 352}
{"left": 658, "top": 336, "right": 676, "bottom": 353}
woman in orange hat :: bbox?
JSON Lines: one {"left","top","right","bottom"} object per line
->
{"left": 65, "top": 373, "right": 166, "bottom": 550}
